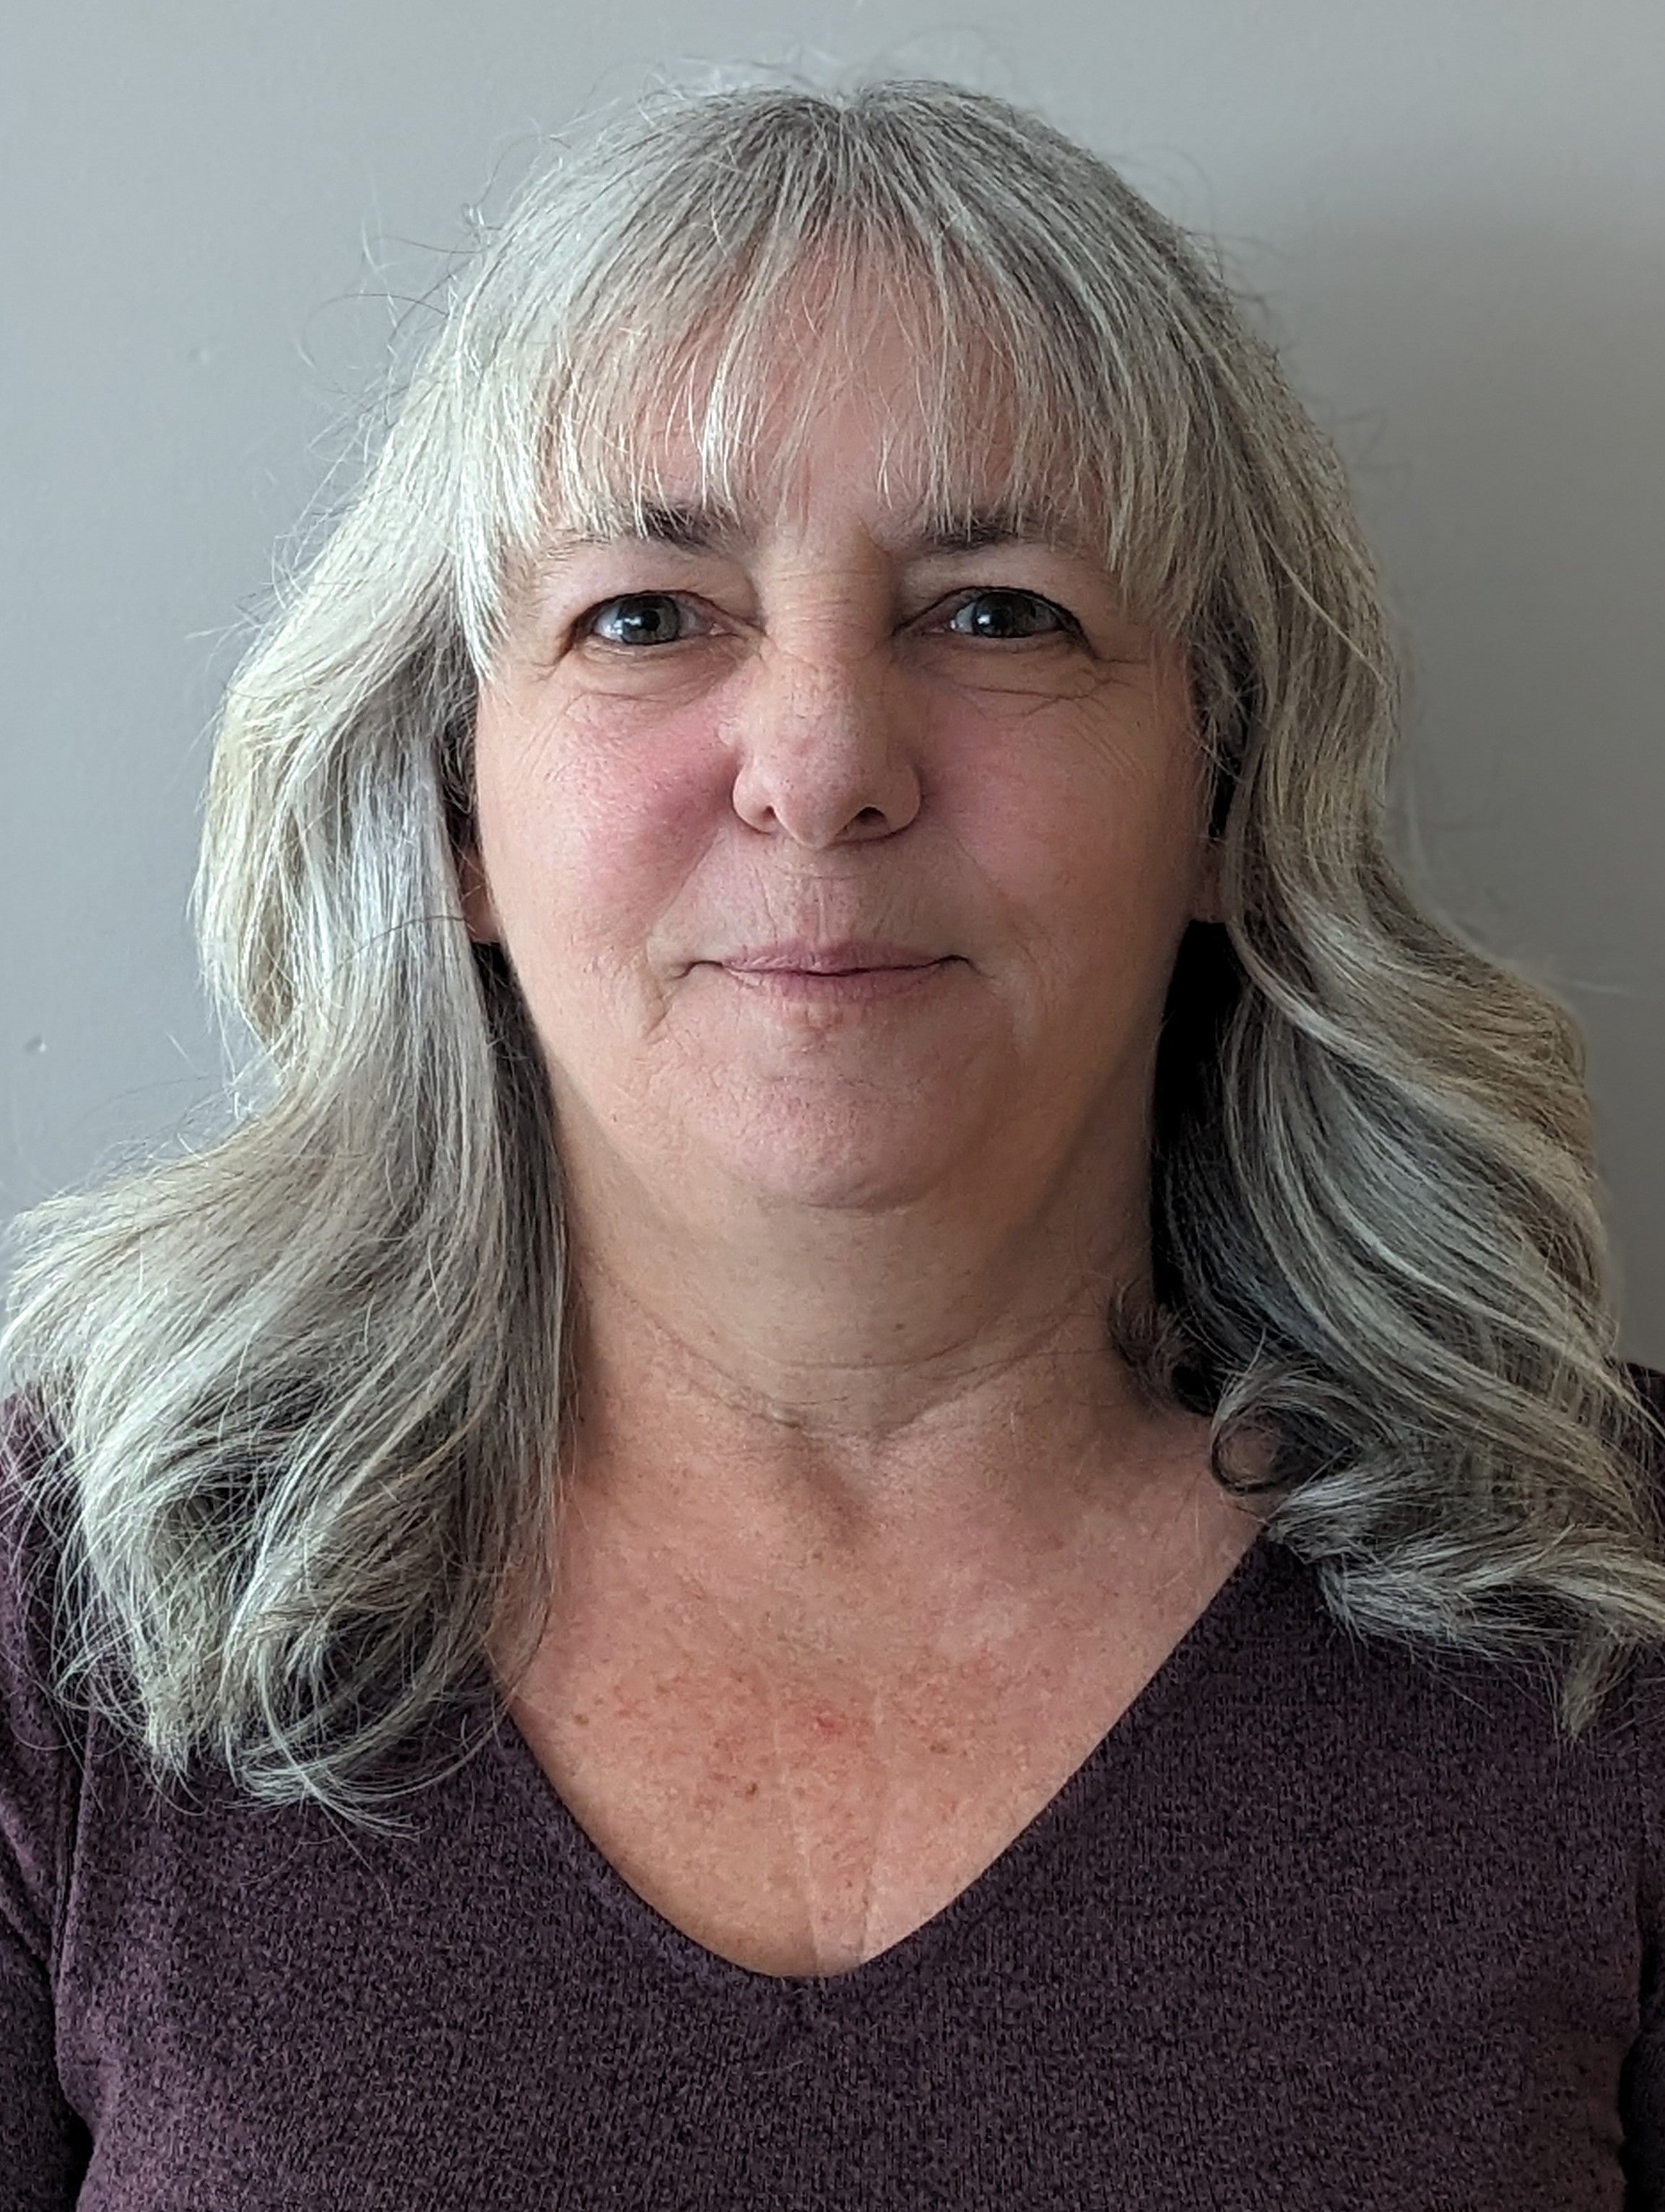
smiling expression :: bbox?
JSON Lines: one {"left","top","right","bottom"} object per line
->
{"left": 459, "top": 290, "right": 1222, "bottom": 1236}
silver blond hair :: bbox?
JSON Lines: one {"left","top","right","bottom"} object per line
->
{"left": 4, "top": 70, "right": 1662, "bottom": 1834}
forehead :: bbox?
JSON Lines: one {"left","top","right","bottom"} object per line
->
{"left": 537, "top": 254, "right": 1107, "bottom": 568}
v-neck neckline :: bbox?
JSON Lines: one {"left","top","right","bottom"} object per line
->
{"left": 470, "top": 1524, "right": 1282, "bottom": 2007}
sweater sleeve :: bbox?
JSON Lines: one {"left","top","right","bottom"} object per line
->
{"left": 0, "top": 1393, "right": 91, "bottom": 2208}
{"left": 1622, "top": 1363, "right": 1665, "bottom": 2211}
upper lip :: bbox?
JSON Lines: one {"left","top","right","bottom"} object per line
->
{"left": 719, "top": 940, "right": 947, "bottom": 973}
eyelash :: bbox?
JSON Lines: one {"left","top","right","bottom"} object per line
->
{"left": 577, "top": 588, "right": 1082, "bottom": 650}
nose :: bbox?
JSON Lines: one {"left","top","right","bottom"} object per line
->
{"left": 728, "top": 636, "right": 922, "bottom": 847}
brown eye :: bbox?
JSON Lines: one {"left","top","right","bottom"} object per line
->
{"left": 586, "top": 594, "right": 699, "bottom": 648}
{"left": 944, "top": 591, "right": 1074, "bottom": 640}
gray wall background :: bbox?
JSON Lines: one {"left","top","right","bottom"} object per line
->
{"left": 4, "top": 0, "right": 1661, "bottom": 1367}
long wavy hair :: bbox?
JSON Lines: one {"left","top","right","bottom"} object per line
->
{"left": 4, "top": 69, "right": 1661, "bottom": 1835}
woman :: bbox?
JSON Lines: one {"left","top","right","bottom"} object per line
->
{"left": 3, "top": 72, "right": 1663, "bottom": 2210}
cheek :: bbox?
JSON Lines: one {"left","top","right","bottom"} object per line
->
{"left": 950, "top": 718, "right": 1205, "bottom": 970}
{"left": 475, "top": 698, "right": 727, "bottom": 950}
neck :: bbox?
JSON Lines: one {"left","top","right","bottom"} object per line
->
{"left": 550, "top": 1125, "right": 1201, "bottom": 1609}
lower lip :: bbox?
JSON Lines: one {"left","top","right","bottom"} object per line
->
{"left": 716, "top": 960, "right": 953, "bottom": 1002}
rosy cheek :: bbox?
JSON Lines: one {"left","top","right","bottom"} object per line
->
{"left": 518, "top": 702, "right": 732, "bottom": 921}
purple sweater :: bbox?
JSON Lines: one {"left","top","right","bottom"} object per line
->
{"left": 4, "top": 1370, "right": 1665, "bottom": 2211}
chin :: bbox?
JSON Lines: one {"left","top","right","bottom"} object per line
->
{"left": 703, "top": 1106, "right": 968, "bottom": 1213}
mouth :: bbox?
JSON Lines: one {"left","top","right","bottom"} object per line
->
{"left": 710, "top": 942, "right": 958, "bottom": 1004}
{"left": 716, "top": 963, "right": 952, "bottom": 1004}
{"left": 718, "top": 940, "right": 947, "bottom": 975}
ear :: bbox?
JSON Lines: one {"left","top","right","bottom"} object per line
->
{"left": 455, "top": 841, "right": 501, "bottom": 945}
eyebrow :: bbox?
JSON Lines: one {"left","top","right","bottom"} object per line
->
{"left": 540, "top": 495, "right": 1081, "bottom": 562}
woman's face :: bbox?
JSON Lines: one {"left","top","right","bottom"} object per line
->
{"left": 461, "top": 303, "right": 1222, "bottom": 1236}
